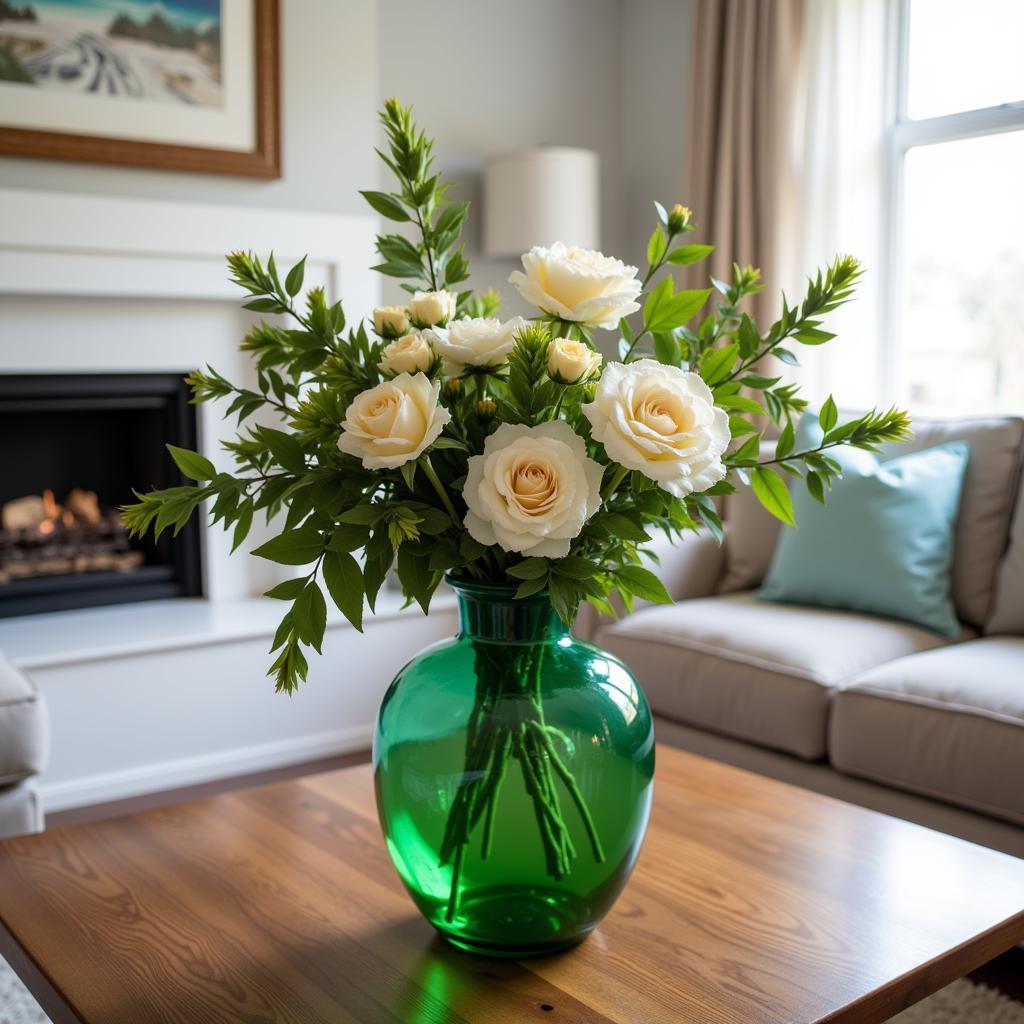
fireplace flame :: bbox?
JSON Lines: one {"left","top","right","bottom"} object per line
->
{"left": 2, "top": 487, "right": 107, "bottom": 534}
{"left": 42, "top": 488, "right": 59, "bottom": 520}
{"left": 1, "top": 487, "right": 145, "bottom": 584}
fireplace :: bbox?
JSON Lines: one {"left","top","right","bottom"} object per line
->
{"left": 0, "top": 374, "right": 203, "bottom": 617}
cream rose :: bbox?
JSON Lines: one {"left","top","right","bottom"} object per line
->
{"left": 582, "top": 359, "right": 730, "bottom": 498}
{"left": 378, "top": 332, "right": 434, "bottom": 375}
{"left": 372, "top": 305, "right": 410, "bottom": 338}
{"left": 509, "top": 243, "right": 642, "bottom": 330}
{"left": 337, "top": 373, "right": 450, "bottom": 470}
{"left": 428, "top": 316, "right": 526, "bottom": 375}
{"left": 463, "top": 420, "right": 603, "bottom": 559}
{"left": 408, "top": 290, "right": 458, "bottom": 328}
{"left": 548, "top": 337, "right": 603, "bottom": 384}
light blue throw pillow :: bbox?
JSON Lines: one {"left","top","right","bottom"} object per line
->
{"left": 758, "top": 415, "right": 969, "bottom": 637}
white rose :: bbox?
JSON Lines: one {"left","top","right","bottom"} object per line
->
{"left": 372, "top": 305, "right": 410, "bottom": 338}
{"left": 337, "top": 373, "right": 450, "bottom": 470}
{"left": 463, "top": 420, "right": 603, "bottom": 559}
{"left": 428, "top": 316, "right": 526, "bottom": 376}
{"left": 548, "top": 337, "right": 603, "bottom": 384}
{"left": 582, "top": 359, "right": 730, "bottom": 498}
{"left": 509, "top": 242, "right": 642, "bottom": 329}
{"left": 378, "top": 332, "right": 434, "bottom": 375}
{"left": 408, "top": 290, "right": 458, "bottom": 328}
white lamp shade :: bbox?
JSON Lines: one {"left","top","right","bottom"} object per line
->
{"left": 483, "top": 147, "right": 600, "bottom": 257}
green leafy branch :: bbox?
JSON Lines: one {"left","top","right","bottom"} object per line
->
{"left": 619, "top": 203, "right": 715, "bottom": 362}
{"left": 726, "top": 401, "right": 912, "bottom": 525}
{"left": 363, "top": 97, "right": 471, "bottom": 301}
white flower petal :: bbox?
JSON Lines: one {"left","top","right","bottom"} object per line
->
{"left": 508, "top": 244, "right": 642, "bottom": 329}
{"left": 584, "top": 359, "right": 730, "bottom": 497}
{"left": 337, "top": 373, "right": 449, "bottom": 470}
{"left": 460, "top": 420, "right": 603, "bottom": 558}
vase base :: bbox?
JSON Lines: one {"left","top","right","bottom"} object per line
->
{"left": 428, "top": 885, "right": 595, "bottom": 958}
{"left": 439, "top": 931, "right": 589, "bottom": 959}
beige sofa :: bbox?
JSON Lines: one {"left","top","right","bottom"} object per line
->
{"left": 577, "top": 414, "right": 1024, "bottom": 858}
{"left": 0, "top": 653, "right": 49, "bottom": 838}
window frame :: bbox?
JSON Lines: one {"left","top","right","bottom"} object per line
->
{"left": 880, "top": 0, "right": 1024, "bottom": 405}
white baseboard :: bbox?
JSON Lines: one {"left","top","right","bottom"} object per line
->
{"left": 40, "top": 723, "right": 373, "bottom": 814}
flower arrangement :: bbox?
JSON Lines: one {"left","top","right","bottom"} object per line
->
{"left": 122, "top": 99, "right": 909, "bottom": 916}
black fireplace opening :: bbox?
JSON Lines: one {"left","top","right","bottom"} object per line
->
{"left": 0, "top": 374, "right": 203, "bottom": 618}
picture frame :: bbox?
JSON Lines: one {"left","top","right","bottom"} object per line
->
{"left": 0, "top": 0, "right": 280, "bottom": 178}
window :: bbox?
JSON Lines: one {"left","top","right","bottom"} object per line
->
{"left": 890, "top": 0, "right": 1024, "bottom": 414}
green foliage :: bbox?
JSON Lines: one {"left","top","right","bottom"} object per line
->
{"left": 367, "top": 97, "right": 471, "bottom": 302}
{"left": 119, "top": 98, "right": 912, "bottom": 694}
{"left": 504, "top": 324, "right": 556, "bottom": 425}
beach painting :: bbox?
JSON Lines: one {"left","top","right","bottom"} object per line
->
{"left": 0, "top": 0, "right": 223, "bottom": 107}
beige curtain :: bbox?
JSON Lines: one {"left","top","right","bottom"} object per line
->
{"left": 685, "top": 0, "right": 805, "bottom": 325}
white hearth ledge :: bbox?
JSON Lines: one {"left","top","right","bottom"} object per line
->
{"left": 11, "top": 595, "right": 459, "bottom": 814}
{"left": 0, "top": 592, "right": 456, "bottom": 671}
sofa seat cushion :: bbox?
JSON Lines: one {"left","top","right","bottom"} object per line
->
{"left": 594, "top": 592, "right": 958, "bottom": 760}
{"left": 0, "top": 655, "right": 49, "bottom": 787}
{"left": 829, "top": 637, "right": 1024, "bottom": 825}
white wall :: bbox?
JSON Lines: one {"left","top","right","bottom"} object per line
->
{"left": 0, "top": 0, "right": 694, "bottom": 295}
{"left": 377, "top": 0, "right": 628, "bottom": 314}
{"left": 621, "top": 0, "right": 695, "bottom": 270}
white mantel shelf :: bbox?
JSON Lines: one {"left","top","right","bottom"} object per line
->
{"left": 0, "top": 188, "right": 422, "bottom": 815}
{"left": 0, "top": 592, "right": 457, "bottom": 671}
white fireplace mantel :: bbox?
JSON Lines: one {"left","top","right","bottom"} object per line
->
{"left": 0, "top": 188, "right": 382, "bottom": 603}
{"left": 0, "top": 187, "right": 378, "bottom": 305}
{"left": 0, "top": 189, "right": 459, "bottom": 815}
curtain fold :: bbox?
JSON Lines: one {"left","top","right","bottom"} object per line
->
{"left": 685, "top": 0, "right": 805, "bottom": 324}
{"left": 789, "top": 0, "right": 890, "bottom": 405}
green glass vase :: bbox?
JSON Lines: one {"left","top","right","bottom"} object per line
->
{"left": 374, "top": 578, "right": 655, "bottom": 957}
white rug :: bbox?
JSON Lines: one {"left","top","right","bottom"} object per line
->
{"left": 1, "top": 953, "right": 1022, "bottom": 1022}
{"left": 1, "top": 956, "right": 48, "bottom": 1024}
{"left": 890, "top": 979, "right": 1024, "bottom": 1024}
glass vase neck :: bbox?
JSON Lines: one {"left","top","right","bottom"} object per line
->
{"left": 447, "top": 578, "right": 568, "bottom": 645}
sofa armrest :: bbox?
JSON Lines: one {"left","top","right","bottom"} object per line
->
{"left": 574, "top": 527, "right": 724, "bottom": 642}
{"left": 0, "top": 654, "right": 49, "bottom": 789}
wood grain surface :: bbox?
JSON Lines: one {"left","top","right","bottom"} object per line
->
{"left": 1, "top": 745, "right": 1023, "bottom": 1024}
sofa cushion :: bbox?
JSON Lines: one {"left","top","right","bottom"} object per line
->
{"left": 887, "top": 415, "right": 1024, "bottom": 626}
{"left": 719, "top": 482, "right": 782, "bottom": 593}
{"left": 987, "top": 471, "right": 1024, "bottom": 635}
{"left": 829, "top": 637, "right": 1024, "bottom": 825}
{"left": 759, "top": 432, "right": 969, "bottom": 637}
{"left": 0, "top": 655, "right": 49, "bottom": 787}
{"left": 595, "top": 592, "right": 958, "bottom": 760}
{"left": 717, "top": 415, "right": 1024, "bottom": 625}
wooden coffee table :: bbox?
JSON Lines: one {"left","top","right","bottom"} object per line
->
{"left": 2, "top": 745, "right": 1023, "bottom": 1024}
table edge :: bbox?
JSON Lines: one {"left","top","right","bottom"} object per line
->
{"left": 0, "top": 915, "right": 82, "bottom": 1024}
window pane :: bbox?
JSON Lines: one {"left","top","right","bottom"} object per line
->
{"left": 906, "top": 0, "right": 1024, "bottom": 120}
{"left": 900, "top": 131, "right": 1024, "bottom": 413}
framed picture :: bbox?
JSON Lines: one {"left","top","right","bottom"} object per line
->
{"left": 0, "top": 0, "right": 279, "bottom": 177}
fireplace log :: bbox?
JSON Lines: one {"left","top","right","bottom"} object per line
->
{"left": 2, "top": 496, "right": 46, "bottom": 531}
{"left": 65, "top": 489, "right": 102, "bottom": 525}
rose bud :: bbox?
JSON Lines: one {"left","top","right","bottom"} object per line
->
{"left": 547, "top": 337, "right": 603, "bottom": 384}
{"left": 408, "top": 290, "right": 458, "bottom": 328}
{"left": 373, "top": 305, "right": 410, "bottom": 339}
{"left": 378, "top": 332, "right": 434, "bottom": 375}
{"left": 668, "top": 204, "right": 692, "bottom": 232}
